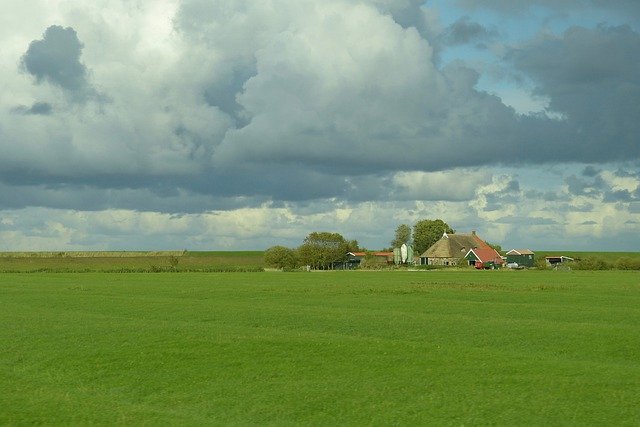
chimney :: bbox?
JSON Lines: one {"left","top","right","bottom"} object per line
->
{"left": 472, "top": 230, "right": 476, "bottom": 235}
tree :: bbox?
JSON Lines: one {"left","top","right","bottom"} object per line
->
{"left": 346, "top": 239, "right": 360, "bottom": 252}
{"left": 264, "top": 245, "right": 299, "bottom": 270}
{"left": 486, "top": 242, "right": 502, "bottom": 253}
{"left": 412, "top": 219, "right": 455, "bottom": 255}
{"left": 298, "top": 232, "right": 349, "bottom": 270}
{"left": 391, "top": 224, "right": 411, "bottom": 248}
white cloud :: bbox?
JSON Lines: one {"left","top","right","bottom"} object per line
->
{"left": 0, "top": 0, "right": 638, "bottom": 251}
{"left": 392, "top": 169, "right": 492, "bottom": 201}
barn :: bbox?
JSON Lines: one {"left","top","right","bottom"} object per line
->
{"left": 505, "top": 249, "right": 535, "bottom": 267}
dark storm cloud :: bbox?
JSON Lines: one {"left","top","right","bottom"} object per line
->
{"left": 439, "top": 17, "right": 498, "bottom": 46}
{"left": 21, "top": 26, "right": 88, "bottom": 91}
{"left": 0, "top": 181, "right": 269, "bottom": 213}
{"left": 507, "top": 24, "right": 640, "bottom": 164}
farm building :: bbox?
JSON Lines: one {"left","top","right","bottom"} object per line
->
{"left": 419, "top": 231, "right": 490, "bottom": 266}
{"left": 339, "top": 251, "right": 393, "bottom": 269}
{"left": 465, "top": 247, "right": 505, "bottom": 269}
{"left": 545, "top": 255, "right": 574, "bottom": 266}
{"left": 506, "top": 249, "right": 535, "bottom": 267}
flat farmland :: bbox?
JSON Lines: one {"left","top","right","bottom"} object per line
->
{"left": 0, "top": 251, "right": 264, "bottom": 272}
{"left": 2, "top": 270, "right": 639, "bottom": 425}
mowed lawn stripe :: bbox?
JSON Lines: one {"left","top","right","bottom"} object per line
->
{"left": 1, "top": 271, "right": 639, "bottom": 424}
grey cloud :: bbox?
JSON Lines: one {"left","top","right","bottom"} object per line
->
{"left": 565, "top": 174, "right": 604, "bottom": 196}
{"left": 1, "top": 1, "right": 639, "bottom": 215}
{"left": 603, "top": 190, "right": 634, "bottom": 203}
{"left": 484, "top": 187, "right": 522, "bottom": 212}
{"left": 507, "top": 25, "right": 640, "bottom": 163}
{"left": 0, "top": 181, "right": 269, "bottom": 214}
{"left": 496, "top": 216, "right": 558, "bottom": 225}
{"left": 525, "top": 189, "right": 562, "bottom": 202}
{"left": 543, "top": 192, "right": 560, "bottom": 202}
{"left": 505, "top": 180, "right": 520, "bottom": 192}
{"left": 570, "top": 202, "right": 594, "bottom": 212}
{"left": 439, "top": 17, "right": 498, "bottom": 46}
{"left": 12, "top": 102, "right": 53, "bottom": 116}
{"left": 579, "top": 220, "right": 597, "bottom": 225}
{"left": 169, "top": 2, "right": 640, "bottom": 188}
{"left": 202, "top": 64, "right": 255, "bottom": 128}
{"left": 21, "top": 26, "right": 88, "bottom": 92}
{"left": 614, "top": 168, "right": 640, "bottom": 178}
{"left": 365, "top": 0, "right": 431, "bottom": 35}
{"left": 582, "top": 165, "right": 600, "bottom": 177}
{"left": 455, "top": 0, "right": 640, "bottom": 16}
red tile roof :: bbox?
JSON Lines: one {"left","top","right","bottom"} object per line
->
{"left": 374, "top": 252, "right": 393, "bottom": 257}
{"left": 469, "top": 247, "right": 505, "bottom": 264}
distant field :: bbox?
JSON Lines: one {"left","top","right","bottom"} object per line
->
{"left": 1, "top": 270, "right": 639, "bottom": 424}
{"left": 537, "top": 251, "right": 640, "bottom": 261}
{"left": 2, "top": 250, "right": 638, "bottom": 273}
{"left": 0, "top": 251, "right": 265, "bottom": 272}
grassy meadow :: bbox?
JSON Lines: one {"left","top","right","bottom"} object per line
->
{"left": 0, "top": 251, "right": 265, "bottom": 272}
{"left": 2, "top": 270, "right": 639, "bottom": 425}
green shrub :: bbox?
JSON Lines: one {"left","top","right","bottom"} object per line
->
{"left": 573, "top": 257, "right": 612, "bottom": 271}
{"left": 614, "top": 257, "right": 640, "bottom": 270}
{"left": 534, "top": 258, "right": 548, "bottom": 269}
{"left": 264, "top": 246, "right": 299, "bottom": 270}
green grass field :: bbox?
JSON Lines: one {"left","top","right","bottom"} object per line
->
{"left": 538, "top": 251, "right": 640, "bottom": 261}
{"left": 2, "top": 270, "right": 639, "bottom": 424}
{"left": 0, "top": 251, "right": 265, "bottom": 272}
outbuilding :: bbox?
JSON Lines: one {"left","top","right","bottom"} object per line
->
{"left": 545, "top": 255, "right": 574, "bottom": 266}
{"left": 465, "top": 247, "right": 506, "bottom": 269}
{"left": 505, "top": 249, "right": 535, "bottom": 267}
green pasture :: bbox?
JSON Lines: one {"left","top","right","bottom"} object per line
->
{"left": 538, "top": 251, "right": 640, "bottom": 261}
{"left": 0, "top": 251, "right": 264, "bottom": 272}
{"left": 2, "top": 270, "right": 639, "bottom": 425}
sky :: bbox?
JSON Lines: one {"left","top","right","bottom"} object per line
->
{"left": 0, "top": 0, "right": 639, "bottom": 252}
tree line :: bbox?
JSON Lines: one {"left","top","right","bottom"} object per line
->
{"left": 264, "top": 219, "right": 455, "bottom": 270}
{"left": 264, "top": 231, "right": 358, "bottom": 270}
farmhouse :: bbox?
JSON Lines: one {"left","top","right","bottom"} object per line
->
{"left": 506, "top": 249, "right": 535, "bottom": 267}
{"left": 465, "top": 247, "right": 505, "bottom": 269}
{"left": 419, "top": 231, "right": 489, "bottom": 266}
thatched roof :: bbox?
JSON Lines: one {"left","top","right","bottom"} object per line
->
{"left": 420, "top": 232, "right": 488, "bottom": 258}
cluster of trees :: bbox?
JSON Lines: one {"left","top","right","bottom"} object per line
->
{"left": 391, "top": 219, "right": 454, "bottom": 255}
{"left": 264, "top": 232, "right": 359, "bottom": 270}
{"left": 265, "top": 218, "right": 457, "bottom": 270}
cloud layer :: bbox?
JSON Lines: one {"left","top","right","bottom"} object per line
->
{"left": 0, "top": 0, "right": 638, "bottom": 250}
